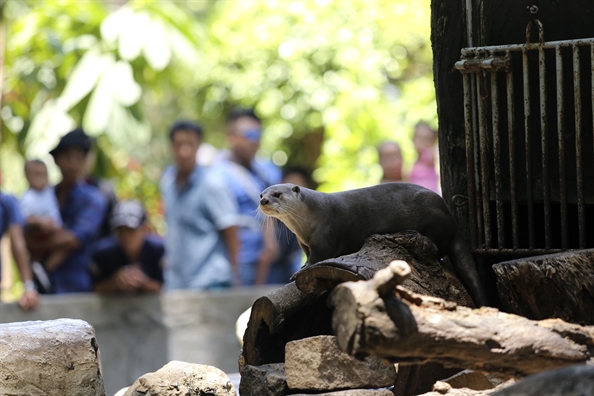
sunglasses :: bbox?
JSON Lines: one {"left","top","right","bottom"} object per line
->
{"left": 240, "top": 128, "right": 261, "bottom": 142}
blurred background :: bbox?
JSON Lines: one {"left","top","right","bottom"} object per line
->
{"left": 1, "top": 0, "right": 435, "bottom": 237}
{"left": 0, "top": 1, "right": 437, "bottom": 391}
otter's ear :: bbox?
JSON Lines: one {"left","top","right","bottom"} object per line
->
{"left": 292, "top": 185, "right": 301, "bottom": 193}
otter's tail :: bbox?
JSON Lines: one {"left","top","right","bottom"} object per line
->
{"left": 448, "top": 234, "right": 488, "bottom": 306}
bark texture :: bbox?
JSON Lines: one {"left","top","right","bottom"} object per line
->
{"left": 293, "top": 232, "right": 475, "bottom": 308}
{"left": 241, "top": 281, "right": 333, "bottom": 366}
{"left": 329, "top": 261, "right": 594, "bottom": 378}
{"left": 241, "top": 232, "right": 475, "bottom": 369}
{"left": 493, "top": 249, "right": 594, "bottom": 325}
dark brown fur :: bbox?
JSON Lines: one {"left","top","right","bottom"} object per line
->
{"left": 259, "top": 182, "right": 487, "bottom": 306}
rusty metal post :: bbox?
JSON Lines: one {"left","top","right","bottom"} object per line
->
{"left": 555, "top": 45, "right": 568, "bottom": 249}
{"left": 463, "top": 72, "right": 478, "bottom": 247}
{"left": 538, "top": 46, "right": 551, "bottom": 249}
{"left": 506, "top": 58, "right": 519, "bottom": 249}
{"left": 491, "top": 68, "right": 505, "bottom": 248}
{"left": 522, "top": 49, "right": 535, "bottom": 249}
{"left": 476, "top": 71, "right": 492, "bottom": 248}
{"left": 573, "top": 45, "right": 586, "bottom": 249}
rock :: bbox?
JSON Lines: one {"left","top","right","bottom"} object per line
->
{"left": 123, "top": 360, "right": 236, "bottom": 396}
{"left": 493, "top": 249, "right": 594, "bottom": 325}
{"left": 416, "top": 379, "right": 517, "bottom": 396}
{"left": 291, "top": 390, "right": 394, "bottom": 396}
{"left": 0, "top": 318, "right": 105, "bottom": 396}
{"left": 239, "top": 363, "right": 287, "bottom": 396}
{"left": 442, "top": 370, "right": 495, "bottom": 390}
{"left": 285, "top": 335, "right": 396, "bottom": 391}
{"left": 492, "top": 364, "right": 594, "bottom": 396}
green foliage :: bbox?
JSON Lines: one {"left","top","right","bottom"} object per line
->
{"left": 1, "top": 0, "right": 435, "bottom": 212}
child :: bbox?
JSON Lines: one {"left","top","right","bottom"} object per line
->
{"left": 409, "top": 122, "right": 441, "bottom": 195}
{"left": 20, "top": 160, "right": 68, "bottom": 290}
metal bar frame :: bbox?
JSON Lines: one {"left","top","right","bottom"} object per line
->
{"left": 459, "top": 32, "right": 594, "bottom": 255}
{"left": 556, "top": 45, "right": 568, "bottom": 249}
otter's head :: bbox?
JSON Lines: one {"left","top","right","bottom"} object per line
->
{"left": 259, "top": 183, "right": 303, "bottom": 221}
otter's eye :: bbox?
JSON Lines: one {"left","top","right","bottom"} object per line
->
{"left": 272, "top": 192, "right": 282, "bottom": 198}
{"left": 260, "top": 194, "right": 263, "bottom": 198}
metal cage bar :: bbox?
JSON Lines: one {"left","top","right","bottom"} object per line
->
{"left": 463, "top": 73, "right": 478, "bottom": 247}
{"left": 457, "top": 32, "right": 594, "bottom": 255}
{"left": 506, "top": 62, "right": 519, "bottom": 249}
{"left": 476, "top": 72, "right": 492, "bottom": 248}
{"left": 573, "top": 45, "right": 586, "bottom": 249}
{"left": 522, "top": 49, "right": 536, "bottom": 249}
{"left": 555, "top": 45, "right": 568, "bottom": 249}
{"left": 491, "top": 69, "right": 505, "bottom": 248}
{"left": 538, "top": 47, "right": 551, "bottom": 249}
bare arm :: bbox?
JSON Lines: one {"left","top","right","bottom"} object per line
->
{"left": 254, "top": 221, "right": 280, "bottom": 285}
{"left": 8, "top": 224, "right": 39, "bottom": 310}
{"left": 44, "top": 228, "right": 81, "bottom": 251}
{"left": 94, "top": 265, "right": 162, "bottom": 294}
{"left": 221, "top": 225, "right": 241, "bottom": 286}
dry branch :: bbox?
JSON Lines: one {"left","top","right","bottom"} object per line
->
{"left": 329, "top": 261, "right": 594, "bottom": 378}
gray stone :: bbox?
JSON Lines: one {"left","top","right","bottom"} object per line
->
{"left": 492, "top": 364, "right": 594, "bottom": 396}
{"left": 123, "top": 361, "right": 236, "bottom": 396}
{"left": 442, "top": 370, "right": 495, "bottom": 390}
{"left": 0, "top": 285, "right": 277, "bottom": 396}
{"left": 0, "top": 318, "right": 105, "bottom": 396}
{"left": 417, "top": 379, "right": 517, "bottom": 396}
{"left": 291, "top": 390, "right": 394, "bottom": 396}
{"left": 239, "top": 363, "right": 287, "bottom": 396}
{"left": 285, "top": 335, "right": 396, "bottom": 391}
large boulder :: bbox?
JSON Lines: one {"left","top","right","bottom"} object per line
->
{"left": 123, "top": 361, "right": 236, "bottom": 396}
{"left": 0, "top": 318, "right": 105, "bottom": 396}
{"left": 285, "top": 335, "right": 396, "bottom": 392}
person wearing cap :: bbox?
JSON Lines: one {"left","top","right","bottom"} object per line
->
{"left": 160, "top": 121, "right": 240, "bottom": 290}
{"left": 25, "top": 128, "right": 107, "bottom": 293}
{"left": 90, "top": 200, "right": 164, "bottom": 294}
{"left": 211, "top": 108, "right": 281, "bottom": 286}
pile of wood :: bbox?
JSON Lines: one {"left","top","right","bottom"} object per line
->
{"left": 239, "top": 232, "right": 594, "bottom": 396}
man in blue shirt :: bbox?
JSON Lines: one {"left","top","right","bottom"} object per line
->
{"left": 26, "top": 128, "right": 107, "bottom": 293}
{"left": 212, "top": 108, "right": 282, "bottom": 286}
{"left": 160, "top": 121, "right": 240, "bottom": 290}
{"left": 0, "top": 191, "right": 38, "bottom": 309}
{"left": 90, "top": 200, "right": 164, "bottom": 294}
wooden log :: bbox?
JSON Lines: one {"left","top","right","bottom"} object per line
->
{"left": 0, "top": 318, "right": 105, "bottom": 396}
{"left": 493, "top": 249, "right": 594, "bottom": 325}
{"left": 241, "top": 282, "right": 332, "bottom": 366}
{"left": 293, "top": 232, "right": 475, "bottom": 395}
{"left": 242, "top": 232, "right": 475, "bottom": 368}
{"left": 329, "top": 261, "right": 594, "bottom": 378}
{"left": 294, "top": 232, "right": 475, "bottom": 308}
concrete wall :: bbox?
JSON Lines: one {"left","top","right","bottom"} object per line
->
{"left": 0, "top": 286, "right": 277, "bottom": 396}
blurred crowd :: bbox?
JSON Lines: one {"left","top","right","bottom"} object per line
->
{"left": 0, "top": 109, "right": 439, "bottom": 311}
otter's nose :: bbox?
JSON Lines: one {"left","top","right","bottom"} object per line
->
{"left": 260, "top": 197, "right": 269, "bottom": 206}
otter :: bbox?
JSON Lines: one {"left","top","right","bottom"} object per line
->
{"left": 259, "top": 182, "right": 487, "bottom": 306}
